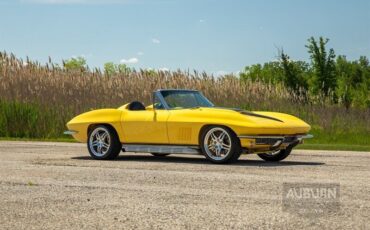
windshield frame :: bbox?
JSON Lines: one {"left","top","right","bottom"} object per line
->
{"left": 154, "top": 89, "right": 214, "bottom": 110}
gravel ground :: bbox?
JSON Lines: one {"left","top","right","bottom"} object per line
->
{"left": 0, "top": 141, "right": 369, "bottom": 229}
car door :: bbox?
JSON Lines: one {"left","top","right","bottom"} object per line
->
{"left": 166, "top": 109, "right": 203, "bottom": 145}
{"left": 121, "top": 108, "right": 170, "bottom": 144}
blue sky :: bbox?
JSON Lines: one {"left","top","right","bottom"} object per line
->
{"left": 0, "top": 0, "right": 369, "bottom": 74}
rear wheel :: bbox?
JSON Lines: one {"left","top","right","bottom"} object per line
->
{"left": 200, "top": 126, "right": 242, "bottom": 164}
{"left": 87, "top": 125, "right": 121, "bottom": 160}
{"left": 257, "top": 148, "right": 292, "bottom": 162}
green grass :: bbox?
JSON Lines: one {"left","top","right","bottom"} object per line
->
{"left": 295, "top": 127, "right": 370, "bottom": 151}
{"left": 297, "top": 143, "right": 370, "bottom": 151}
{"left": 0, "top": 100, "right": 67, "bottom": 139}
{"left": 308, "top": 128, "right": 370, "bottom": 146}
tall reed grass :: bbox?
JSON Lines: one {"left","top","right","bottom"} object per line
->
{"left": 0, "top": 52, "right": 369, "bottom": 145}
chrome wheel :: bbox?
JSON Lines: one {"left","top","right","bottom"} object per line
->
{"left": 89, "top": 127, "right": 111, "bottom": 157}
{"left": 203, "top": 127, "right": 232, "bottom": 161}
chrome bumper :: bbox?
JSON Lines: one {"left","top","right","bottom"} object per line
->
{"left": 63, "top": 130, "right": 78, "bottom": 135}
{"left": 238, "top": 134, "right": 313, "bottom": 149}
{"left": 238, "top": 134, "right": 313, "bottom": 139}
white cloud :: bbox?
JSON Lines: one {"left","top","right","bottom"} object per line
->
{"left": 152, "top": 38, "right": 160, "bottom": 44}
{"left": 199, "top": 19, "right": 205, "bottom": 23}
{"left": 120, "top": 57, "right": 138, "bottom": 64}
{"left": 137, "top": 51, "right": 144, "bottom": 56}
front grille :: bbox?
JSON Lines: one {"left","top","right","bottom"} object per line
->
{"left": 254, "top": 136, "right": 297, "bottom": 145}
{"left": 283, "top": 136, "right": 297, "bottom": 143}
{"left": 256, "top": 138, "right": 282, "bottom": 145}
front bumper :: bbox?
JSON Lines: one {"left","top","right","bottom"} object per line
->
{"left": 63, "top": 130, "right": 78, "bottom": 135}
{"left": 238, "top": 134, "right": 313, "bottom": 151}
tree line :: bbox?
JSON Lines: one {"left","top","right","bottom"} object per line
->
{"left": 62, "top": 36, "right": 369, "bottom": 109}
{"left": 240, "top": 37, "right": 370, "bottom": 108}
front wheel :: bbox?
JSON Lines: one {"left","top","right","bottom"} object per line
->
{"left": 200, "top": 126, "right": 242, "bottom": 164}
{"left": 257, "top": 148, "right": 292, "bottom": 162}
{"left": 87, "top": 125, "right": 122, "bottom": 160}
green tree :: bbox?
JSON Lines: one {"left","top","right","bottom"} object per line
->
{"left": 306, "top": 37, "right": 336, "bottom": 97}
{"left": 359, "top": 56, "right": 370, "bottom": 92}
{"left": 280, "top": 51, "right": 309, "bottom": 98}
{"left": 240, "top": 61, "right": 284, "bottom": 83}
{"left": 63, "top": 57, "right": 87, "bottom": 71}
{"left": 104, "top": 62, "right": 131, "bottom": 75}
{"left": 104, "top": 62, "right": 116, "bottom": 75}
{"left": 336, "top": 55, "right": 370, "bottom": 108}
{"left": 117, "top": 63, "right": 131, "bottom": 74}
{"left": 336, "top": 56, "right": 354, "bottom": 108}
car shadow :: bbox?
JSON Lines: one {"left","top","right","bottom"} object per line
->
{"left": 71, "top": 154, "right": 325, "bottom": 167}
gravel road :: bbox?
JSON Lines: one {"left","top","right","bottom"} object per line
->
{"left": 0, "top": 141, "right": 369, "bottom": 229}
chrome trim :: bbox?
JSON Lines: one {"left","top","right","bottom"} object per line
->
{"left": 298, "top": 134, "right": 314, "bottom": 139}
{"left": 238, "top": 134, "right": 313, "bottom": 139}
{"left": 297, "top": 134, "right": 313, "bottom": 142}
{"left": 153, "top": 91, "right": 170, "bottom": 110}
{"left": 63, "top": 130, "right": 78, "bottom": 135}
{"left": 238, "top": 135, "right": 285, "bottom": 139}
{"left": 122, "top": 144, "right": 201, "bottom": 155}
{"left": 272, "top": 140, "right": 283, "bottom": 148}
{"left": 238, "top": 134, "right": 312, "bottom": 148}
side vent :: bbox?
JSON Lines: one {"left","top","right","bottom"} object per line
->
{"left": 177, "top": 128, "right": 192, "bottom": 141}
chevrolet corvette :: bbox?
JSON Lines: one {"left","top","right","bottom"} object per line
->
{"left": 65, "top": 89, "right": 312, "bottom": 163}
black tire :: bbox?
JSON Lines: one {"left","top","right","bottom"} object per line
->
{"left": 200, "top": 126, "right": 242, "bottom": 164}
{"left": 87, "top": 125, "right": 122, "bottom": 160}
{"left": 151, "top": 153, "right": 170, "bottom": 157}
{"left": 257, "top": 148, "right": 292, "bottom": 162}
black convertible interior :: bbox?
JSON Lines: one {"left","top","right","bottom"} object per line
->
{"left": 128, "top": 101, "right": 146, "bottom": 111}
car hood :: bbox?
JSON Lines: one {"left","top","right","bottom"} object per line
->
{"left": 188, "top": 107, "right": 311, "bottom": 132}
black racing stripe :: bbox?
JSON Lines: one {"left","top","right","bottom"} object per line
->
{"left": 212, "top": 107, "right": 284, "bottom": 123}
{"left": 239, "top": 111, "right": 283, "bottom": 122}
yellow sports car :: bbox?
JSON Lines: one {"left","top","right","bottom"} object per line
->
{"left": 65, "top": 89, "right": 312, "bottom": 163}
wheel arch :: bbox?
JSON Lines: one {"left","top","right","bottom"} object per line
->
{"left": 87, "top": 123, "right": 122, "bottom": 142}
{"left": 198, "top": 124, "right": 240, "bottom": 146}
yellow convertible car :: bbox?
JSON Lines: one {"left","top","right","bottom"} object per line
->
{"left": 65, "top": 89, "right": 312, "bottom": 164}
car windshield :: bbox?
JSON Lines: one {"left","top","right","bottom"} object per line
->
{"left": 160, "top": 90, "right": 214, "bottom": 109}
